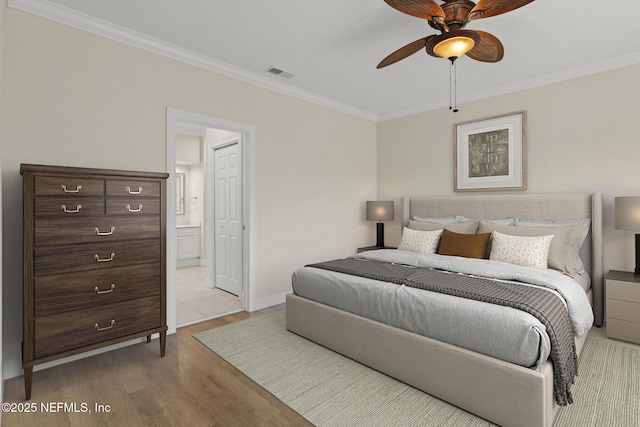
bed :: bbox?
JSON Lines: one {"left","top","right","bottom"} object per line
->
{"left": 286, "top": 193, "right": 603, "bottom": 427}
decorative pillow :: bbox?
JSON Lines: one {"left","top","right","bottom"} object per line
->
{"left": 489, "top": 231, "right": 553, "bottom": 269}
{"left": 398, "top": 228, "right": 442, "bottom": 253}
{"left": 411, "top": 215, "right": 463, "bottom": 224}
{"left": 515, "top": 218, "right": 591, "bottom": 274}
{"left": 478, "top": 221, "right": 583, "bottom": 276}
{"left": 408, "top": 219, "right": 479, "bottom": 234}
{"left": 437, "top": 229, "right": 491, "bottom": 259}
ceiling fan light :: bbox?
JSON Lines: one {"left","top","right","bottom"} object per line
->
{"left": 433, "top": 36, "right": 475, "bottom": 60}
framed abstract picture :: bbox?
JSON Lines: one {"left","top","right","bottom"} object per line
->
{"left": 454, "top": 111, "right": 527, "bottom": 192}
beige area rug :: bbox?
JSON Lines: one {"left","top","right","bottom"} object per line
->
{"left": 194, "top": 310, "right": 640, "bottom": 427}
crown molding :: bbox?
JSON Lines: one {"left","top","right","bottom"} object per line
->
{"left": 9, "top": 1, "right": 640, "bottom": 123}
{"left": 8, "top": 0, "right": 379, "bottom": 122}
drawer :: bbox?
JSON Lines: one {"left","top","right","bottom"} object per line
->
{"left": 35, "top": 240, "right": 160, "bottom": 276}
{"left": 35, "top": 216, "right": 159, "bottom": 246}
{"left": 107, "top": 179, "right": 160, "bottom": 197}
{"left": 177, "top": 227, "right": 200, "bottom": 237}
{"left": 35, "top": 176, "right": 104, "bottom": 197}
{"left": 607, "top": 299, "right": 640, "bottom": 323}
{"left": 35, "top": 197, "right": 104, "bottom": 217}
{"left": 35, "top": 264, "right": 161, "bottom": 317}
{"left": 34, "top": 296, "right": 161, "bottom": 359}
{"left": 607, "top": 279, "right": 640, "bottom": 304}
{"left": 106, "top": 198, "right": 161, "bottom": 216}
{"left": 606, "top": 318, "right": 640, "bottom": 344}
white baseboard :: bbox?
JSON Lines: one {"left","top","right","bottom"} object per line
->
{"left": 176, "top": 258, "right": 200, "bottom": 268}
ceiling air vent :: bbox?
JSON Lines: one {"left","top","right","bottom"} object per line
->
{"left": 266, "top": 66, "right": 294, "bottom": 79}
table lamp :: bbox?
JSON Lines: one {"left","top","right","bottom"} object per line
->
{"left": 615, "top": 197, "right": 640, "bottom": 275}
{"left": 366, "top": 201, "right": 394, "bottom": 247}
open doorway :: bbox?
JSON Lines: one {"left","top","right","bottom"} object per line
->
{"left": 166, "top": 108, "right": 256, "bottom": 332}
{"left": 175, "top": 130, "right": 243, "bottom": 326}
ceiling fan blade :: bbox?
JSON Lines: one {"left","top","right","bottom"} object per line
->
{"left": 383, "top": 0, "right": 445, "bottom": 21}
{"left": 466, "top": 30, "right": 504, "bottom": 62}
{"left": 469, "top": 0, "right": 535, "bottom": 20}
{"left": 377, "top": 36, "right": 433, "bottom": 68}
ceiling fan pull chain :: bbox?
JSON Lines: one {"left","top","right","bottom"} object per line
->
{"left": 449, "top": 61, "right": 459, "bottom": 113}
{"left": 453, "top": 61, "right": 458, "bottom": 113}
{"left": 449, "top": 61, "right": 453, "bottom": 111}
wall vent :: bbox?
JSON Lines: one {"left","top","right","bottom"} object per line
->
{"left": 266, "top": 66, "right": 295, "bottom": 79}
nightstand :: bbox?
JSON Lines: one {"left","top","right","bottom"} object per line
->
{"left": 606, "top": 270, "right": 640, "bottom": 344}
{"left": 357, "top": 246, "right": 396, "bottom": 253}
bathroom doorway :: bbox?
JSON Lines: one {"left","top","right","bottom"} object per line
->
{"left": 166, "top": 108, "right": 255, "bottom": 331}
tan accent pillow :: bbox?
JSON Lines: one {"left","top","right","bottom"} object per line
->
{"left": 437, "top": 229, "right": 491, "bottom": 259}
{"left": 409, "top": 220, "right": 479, "bottom": 234}
{"left": 477, "top": 221, "right": 582, "bottom": 276}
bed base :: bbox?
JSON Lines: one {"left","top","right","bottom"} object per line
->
{"left": 286, "top": 293, "right": 587, "bottom": 427}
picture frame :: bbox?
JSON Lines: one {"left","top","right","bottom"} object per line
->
{"left": 454, "top": 111, "right": 527, "bottom": 192}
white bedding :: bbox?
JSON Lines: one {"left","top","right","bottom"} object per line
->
{"left": 291, "top": 249, "right": 594, "bottom": 370}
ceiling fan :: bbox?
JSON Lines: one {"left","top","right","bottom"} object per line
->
{"left": 377, "top": 0, "right": 535, "bottom": 68}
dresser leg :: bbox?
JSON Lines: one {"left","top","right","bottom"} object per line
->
{"left": 160, "top": 331, "right": 166, "bottom": 357}
{"left": 24, "top": 367, "right": 33, "bottom": 401}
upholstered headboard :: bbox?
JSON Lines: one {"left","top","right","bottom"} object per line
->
{"left": 400, "top": 193, "right": 604, "bottom": 326}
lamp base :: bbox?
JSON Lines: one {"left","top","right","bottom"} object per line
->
{"left": 376, "top": 223, "right": 385, "bottom": 248}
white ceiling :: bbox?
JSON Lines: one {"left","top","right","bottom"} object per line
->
{"left": 10, "top": 0, "right": 640, "bottom": 121}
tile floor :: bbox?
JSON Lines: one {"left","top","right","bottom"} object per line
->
{"left": 176, "top": 265, "right": 243, "bottom": 327}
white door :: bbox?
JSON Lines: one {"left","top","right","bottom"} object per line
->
{"left": 214, "top": 141, "right": 242, "bottom": 296}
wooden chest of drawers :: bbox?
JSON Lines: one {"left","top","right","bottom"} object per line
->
{"left": 21, "top": 164, "right": 169, "bottom": 400}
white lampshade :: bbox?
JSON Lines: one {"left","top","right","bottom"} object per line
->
{"left": 615, "top": 197, "right": 640, "bottom": 231}
{"left": 366, "top": 201, "right": 394, "bottom": 222}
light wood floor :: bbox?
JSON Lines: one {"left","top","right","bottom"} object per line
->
{"left": 2, "top": 306, "right": 312, "bottom": 427}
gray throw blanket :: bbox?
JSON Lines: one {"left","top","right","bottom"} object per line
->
{"left": 307, "top": 258, "right": 578, "bottom": 406}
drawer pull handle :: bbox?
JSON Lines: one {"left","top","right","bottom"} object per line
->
{"left": 126, "top": 204, "right": 143, "bottom": 213}
{"left": 61, "top": 204, "right": 82, "bottom": 213}
{"left": 61, "top": 184, "right": 82, "bottom": 193}
{"left": 94, "top": 226, "right": 116, "bottom": 236}
{"left": 94, "top": 253, "right": 115, "bottom": 262}
{"left": 126, "top": 185, "right": 143, "bottom": 195}
{"left": 95, "top": 320, "right": 115, "bottom": 332}
{"left": 94, "top": 284, "right": 116, "bottom": 294}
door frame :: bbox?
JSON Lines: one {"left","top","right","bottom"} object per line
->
{"left": 166, "top": 108, "right": 256, "bottom": 334}
{"left": 207, "top": 135, "right": 243, "bottom": 298}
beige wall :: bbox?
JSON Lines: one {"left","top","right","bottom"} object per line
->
{"left": 377, "top": 63, "right": 640, "bottom": 275}
{"left": 1, "top": 8, "right": 377, "bottom": 378}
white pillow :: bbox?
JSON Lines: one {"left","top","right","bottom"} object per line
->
{"left": 411, "top": 215, "right": 462, "bottom": 224}
{"left": 489, "top": 231, "right": 553, "bottom": 269}
{"left": 458, "top": 216, "right": 517, "bottom": 226}
{"left": 479, "top": 221, "right": 581, "bottom": 276}
{"left": 398, "top": 228, "right": 442, "bottom": 253}
{"left": 408, "top": 219, "right": 478, "bottom": 234}
{"left": 515, "top": 218, "right": 591, "bottom": 273}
